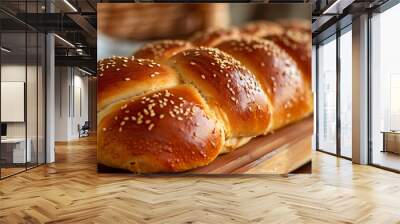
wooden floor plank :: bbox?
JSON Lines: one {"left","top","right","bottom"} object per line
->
{"left": 0, "top": 135, "right": 400, "bottom": 223}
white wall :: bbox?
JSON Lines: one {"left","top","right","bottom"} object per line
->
{"left": 54, "top": 67, "right": 89, "bottom": 141}
{"left": 54, "top": 66, "right": 70, "bottom": 141}
{"left": 1, "top": 65, "right": 26, "bottom": 140}
{"left": 1, "top": 63, "right": 46, "bottom": 164}
{"left": 1, "top": 65, "right": 34, "bottom": 138}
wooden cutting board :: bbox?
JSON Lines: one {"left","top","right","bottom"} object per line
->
{"left": 189, "top": 116, "right": 313, "bottom": 174}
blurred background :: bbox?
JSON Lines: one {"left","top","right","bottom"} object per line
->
{"left": 97, "top": 3, "right": 310, "bottom": 59}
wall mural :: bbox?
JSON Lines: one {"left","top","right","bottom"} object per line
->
{"left": 97, "top": 3, "right": 313, "bottom": 174}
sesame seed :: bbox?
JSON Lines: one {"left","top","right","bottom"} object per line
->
{"left": 102, "top": 127, "right": 107, "bottom": 132}
{"left": 145, "top": 120, "right": 151, "bottom": 124}
{"left": 201, "top": 75, "right": 206, "bottom": 79}
{"left": 159, "top": 114, "right": 165, "bottom": 119}
{"left": 148, "top": 123, "right": 154, "bottom": 130}
{"left": 124, "top": 77, "right": 131, "bottom": 81}
{"left": 118, "top": 127, "right": 122, "bottom": 132}
{"left": 120, "top": 121, "right": 126, "bottom": 126}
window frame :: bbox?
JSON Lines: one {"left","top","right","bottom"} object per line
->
{"left": 315, "top": 22, "right": 353, "bottom": 161}
{"left": 0, "top": 0, "right": 47, "bottom": 180}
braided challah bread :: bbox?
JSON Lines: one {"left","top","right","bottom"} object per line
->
{"left": 98, "top": 20, "right": 313, "bottom": 173}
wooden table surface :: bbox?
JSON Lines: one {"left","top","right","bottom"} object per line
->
{"left": 190, "top": 116, "right": 313, "bottom": 174}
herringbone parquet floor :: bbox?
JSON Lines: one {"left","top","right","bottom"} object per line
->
{"left": 1, "top": 136, "right": 400, "bottom": 224}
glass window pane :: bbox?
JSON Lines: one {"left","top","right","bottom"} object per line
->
{"left": 340, "top": 28, "right": 352, "bottom": 158}
{"left": 317, "top": 36, "right": 337, "bottom": 154}
{"left": 27, "top": 31, "right": 38, "bottom": 168}
{"left": 38, "top": 33, "right": 45, "bottom": 165}
{"left": 1, "top": 31, "right": 27, "bottom": 177}
{"left": 371, "top": 3, "right": 400, "bottom": 171}
{"left": 1, "top": 0, "right": 46, "bottom": 179}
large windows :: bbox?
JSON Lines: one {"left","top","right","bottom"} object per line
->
{"left": 317, "top": 36, "right": 337, "bottom": 154}
{"left": 316, "top": 25, "right": 353, "bottom": 159}
{"left": 339, "top": 27, "right": 352, "bottom": 158}
{"left": 370, "top": 3, "right": 400, "bottom": 171}
{"left": 315, "top": 1, "right": 400, "bottom": 171}
{"left": 1, "top": 30, "right": 28, "bottom": 177}
{"left": 37, "top": 32, "right": 45, "bottom": 165}
{"left": 0, "top": 2, "right": 46, "bottom": 179}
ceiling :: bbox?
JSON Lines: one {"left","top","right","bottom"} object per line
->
{"left": 0, "top": 0, "right": 97, "bottom": 73}
{"left": 312, "top": 0, "right": 391, "bottom": 43}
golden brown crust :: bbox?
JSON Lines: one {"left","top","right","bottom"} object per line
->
{"left": 168, "top": 47, "right": 271, "bottom": 138}
{"left": 240, "top": 21, "right": 284, "bottom": 38}
{"left": 190, "top": 27, "right": 241, "bottom": 47}
{"left": 133, "top": 40, "right": 193, "bottom": 63}
{"left": 216, "top": 38, "right": 312, "bottom": 130}
{"left": 97, "top": 56, "right": 179, "bottom": 110}
{"left": 98, "top": 85, "right": 224, "bottom": 173}
{"left": 265, "top": 29, "right": 312, "bottom": 88}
